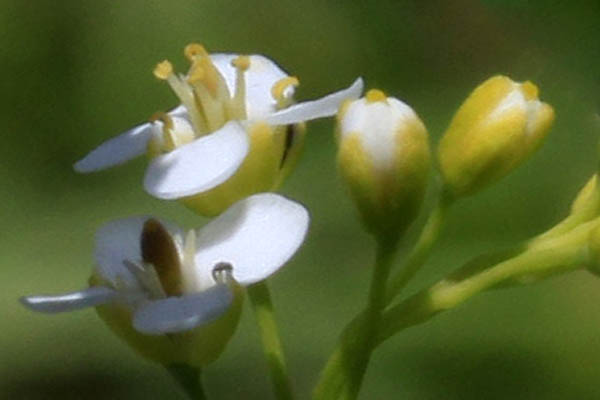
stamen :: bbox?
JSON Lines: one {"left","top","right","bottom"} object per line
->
{"left": 180, "top": 230, "right": 200, "bottom": 293}
{"left": 123, "top": 260, "right": 166, "bottom": 299}
{"left": 521, "top": 81, "right": 539, "bottom": 101}
{"left": 183, "top": 230, "right": 196, "bottom": 267}
{"left": 152, "top": 60, "right": 207, "bottom": 135}
{"left": 212, "top": 262, "right": 234, "bottom": 284}
{"left": 149, "top": 112, "right": 177, "bottom": 151}
{"left": 187, "top": 58, "right": 227, "bottom": 131}
{"left": 231, "top": 55, "right": 250, "bottom": 71}
{"left": 187, "top": 61, "right": 206, "bottom": 84}
{"left": 149, "top": 111, "right": 174, "bottom": 131}
{"left": 271, "top": 76, "right": 299, "bottom": 108}
{"left": 229, "top": 55, "right": 251, "bottom": 119}
{"left": 153, "top": 60, "right": 174, "bottom": 80}
{"left": 184, "top": 43, "right": 209, "bottom": 61}
{"left": 141, "top": 219, "right": 183, "bottom": 296}
{"left": 365, "top": 89, "right": 387, "bottom": 103}
{"left": 187, "top": 58, "right": 220, "bottom": 97}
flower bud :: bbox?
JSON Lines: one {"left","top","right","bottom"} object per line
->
{"left": 570, "top": 174, "right": 600, "bottom": 220}
{"left": 528, "top": 174, "right": 600, "bottom": 248}
{"left": 437, "top": 75, "right": 554, "bottom": 197}
{"left": 336, "top": 89, "right": 431, "bottom": 239}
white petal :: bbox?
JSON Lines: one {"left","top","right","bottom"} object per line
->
{"left": 94, "top": 217, "right": 183, "bottom": 286}
{"left": 194, "top": 193, "right": 309, "bottom": 286}
{"left": 74, "top": 105, "right": 187, "bottom": 173}
{"left": 144, "top": 120, "right": 249, "bottom": 199}
{"left": 74, "top": 122, "right": 157, "bottom": 173}
{"left": 211, "top": 54, "right": 291, "bottom": 119}
{"left": 132, "top": 284, "right": 233, "bottom": 334}
{"left": 265, "top": 77, "right": 364, "bottom": 126}
{"left": 169, "top": 104, "right": 189, "bottom": 118}
{"left": 20, "top": 286, "right": 117, "bottom": 313}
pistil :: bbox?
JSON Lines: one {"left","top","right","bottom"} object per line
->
{"left": 187, "top": 60, "right": 226, "bottom": 132}
{"left": 185, "top": 43, "right": 232, "bottom": 132}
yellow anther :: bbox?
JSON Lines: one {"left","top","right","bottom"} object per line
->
{"left": 521, "top": 81, "right": 539, "bottom": 101}
{"left": 365, "top": 89, "right": 387, "bottom": 103}
{"left": 184, "top": 43, "right": 209, "bottom": 61}
{"left": 149, "top": 111, "right": 174, "bottom": 132}
{"left": 153, "top": 60, "right": 173, "bottom": 80}
{"left": 231, "top": 55, "right": 251, "bottom": 71}
{"left": 187, "top": 61, "right": 206, "bottom": 84}
{"left": 271, "top": 76, "right": 300, "bottom": 100}
{"left": 187, "top": 58, "right": 220, "bottom": 97}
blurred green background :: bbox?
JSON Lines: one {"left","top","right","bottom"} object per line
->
{"left": 3, "top": 0, "right": 600, "bottom": 398}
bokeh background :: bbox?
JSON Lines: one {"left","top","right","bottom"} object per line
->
{"left": 3, "top": 0, "right": 600, "bottom": 398}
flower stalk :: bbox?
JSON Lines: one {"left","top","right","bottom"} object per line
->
{"left": 248, "top": 281, "right": 295, "bottom": 400}
{"left": 315, "top": 214, "right": 595, "bottom": 399}
{"left": 167, "top": 364, "right": 207, "bottom": 400}
{"left": 379, "top": 222, "right": 592, "bottom": 341}
{"left": 386, "top": 191, "right": 454, "bottom": 302}
{"left": 346, "top": 239, "right": 398, "bottom": 398}
{"left": 313, "top": 239, "right": 398, "bottom": 400}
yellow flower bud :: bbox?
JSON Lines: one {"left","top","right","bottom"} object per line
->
{"left": 337, "top": 89, "right": 431, "bottom": 239}
{"left": 570, "top": 174, "right": 600, "bottom": 219}
{"left": 438, "top": 75, "right": 554, "bottom": 197}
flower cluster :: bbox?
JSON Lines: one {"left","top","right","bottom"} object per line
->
{"left": 25, "top": 41, "right": 588, "bottom": 400}
{"left": 22, "top": 43, "right": 361, "bottom": 366}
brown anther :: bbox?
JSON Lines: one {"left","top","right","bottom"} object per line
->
{"left": 141, "top": 219, "right": 183, "bottom": 296}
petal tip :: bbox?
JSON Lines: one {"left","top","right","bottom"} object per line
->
{"left": 19, "top": 295, "right": 36, "bottom": 310}
{"left": 73, "top": 158, "right": 93, "bottom": 173}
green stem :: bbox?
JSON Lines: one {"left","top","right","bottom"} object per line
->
{"left": 315, "top": 218, "right": 594, "bottom": 400}
{"left": 167, "top": 364, "right": 207, "bottom": 400}
{"left": 247, "top": 281, "right": 294, "bottom": 400}
{"left": 314, "top": 240, "right": 398, "bottom": 400}
{"left": 386, "top": 192, "right": 453, "bottom": 302}
{"left": 379, "top": 220, "right": 592, "bottom": 342}
{"left": 348, "top": 240, "right": 398, "bottom": 398}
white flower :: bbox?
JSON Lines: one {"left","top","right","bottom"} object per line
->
{"left": 74, "top": 44, "right": 363, "bottom": 204}
{"left": 21, "top": 193, "right": 309, "bottom": 336}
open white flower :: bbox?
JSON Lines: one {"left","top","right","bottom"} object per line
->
{"left": 21, "top": 193, "right": 309, "bottom": 365}
{"left": 74, "top": 43, "right": 363, "bottom": 215}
